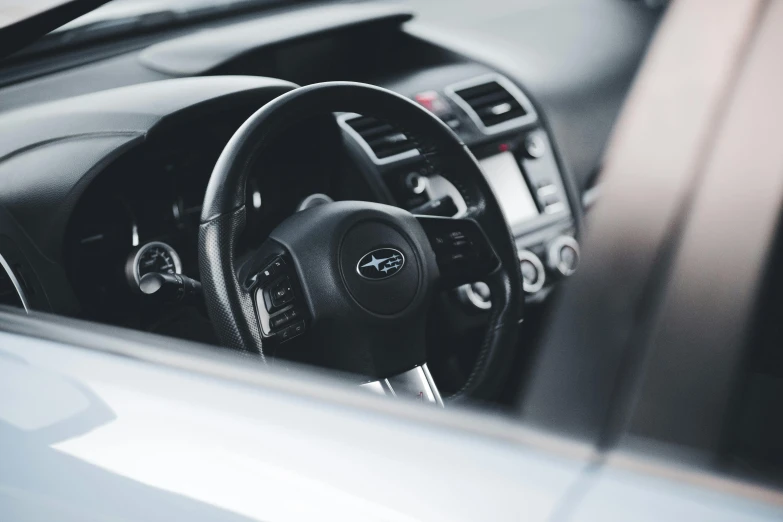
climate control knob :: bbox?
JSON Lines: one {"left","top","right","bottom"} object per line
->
{"left": 547, "top": 236, "right": 580, "bottom": 277}
{"left": 518, "top": 250, "right": 546, "bottom": 294}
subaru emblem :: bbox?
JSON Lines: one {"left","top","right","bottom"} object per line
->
{"left": 356, "top": 248, "right": 405, "bottom": 280}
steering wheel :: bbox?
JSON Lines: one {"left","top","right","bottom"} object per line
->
{"left": 198, "top": 82, "right": 522, "bottom": 402}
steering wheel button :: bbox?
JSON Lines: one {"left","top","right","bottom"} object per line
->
{"left": 269, "top": 276, "right": 294, "bottom": 308}
{"left": 247, "top": 257, "right": 286, "bottom": 290}
{"left": 269, "top": 313, "right": 288, "bottom": 330}
{"left": 280, "top": 320, "right": 306, "bottom": 342}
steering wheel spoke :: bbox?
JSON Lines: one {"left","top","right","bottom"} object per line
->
{"left": 416, "top": 215, "right": 500, "bottom": 287}
{"left": 362, "top": 363, "right": 444, "bottom": 406}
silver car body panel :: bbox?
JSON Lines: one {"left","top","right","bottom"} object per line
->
{"left": 0, "top": 331, "right": 589, "bottom": 522}
{"left": 2, "top": 330, "right": 783, "bottom": 521}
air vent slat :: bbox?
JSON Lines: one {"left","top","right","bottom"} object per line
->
{"left": 367, "top": 133, "right": 409, "bottom": 148}
{"left": 368, "top": 142, "right": 415, "bottom": 158}
{"left": 357, "top": 123, "right": 396, "bottom": 140}
{"left": 460, "top": 91, "right": 515, "bottom": 109}
{"left": 448, "top": 77, "right": 535, "bottom": 132}
{"left": 343, "top": 115, "right": 417, "bottom": 161}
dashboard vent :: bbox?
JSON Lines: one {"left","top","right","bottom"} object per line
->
{"left": 340, "top": 114, "right": 419, "bottom": 164}
{"left": 447, "top": 75, "right": 536, "bottom": 133}
{"left": 0, "top": 254, "right": 28, "bottom": 311}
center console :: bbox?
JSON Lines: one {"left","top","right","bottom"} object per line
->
{"left": 340, "top": 71, "right": 579, "bottom": 311}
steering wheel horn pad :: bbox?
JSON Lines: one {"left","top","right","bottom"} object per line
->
{"left": 337, "top": 217, "right": 421, "bottom": 316}
{"left": 263, "top": 201, "right": 436, "bottom": 378}
{"left": 198, "top": 81, "right": 523, "bottom": 399}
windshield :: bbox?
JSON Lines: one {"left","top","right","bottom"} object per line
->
{"left": 1, "top": 0, "right": 294, "bottom": 33}
{"left": 0, "top": 1, "right": 72, "bottom": 29}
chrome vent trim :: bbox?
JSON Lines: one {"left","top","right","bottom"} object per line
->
{"left": 0, "top": 253, "right": 29, "bottom": 312}
{"left": 445, "top": 74, "right": 537, "bottom": 135}
{"left": 337, "top": 113, "right": 420, "bottom": 165}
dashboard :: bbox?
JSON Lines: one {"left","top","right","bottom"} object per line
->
{"left": 0, "top": 1, "right": 659, "bottom": 397}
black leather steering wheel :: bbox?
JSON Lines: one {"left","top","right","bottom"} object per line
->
{"left": 198, "top": 82, "right": 522, "bottom": 401}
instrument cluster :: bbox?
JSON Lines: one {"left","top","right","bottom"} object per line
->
{"left": 63, "top": 111, "right": 358, "bottom": 331}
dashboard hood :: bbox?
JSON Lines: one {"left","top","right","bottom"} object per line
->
{"left": 0, "top": 0, "right": 110, "bottom": 59}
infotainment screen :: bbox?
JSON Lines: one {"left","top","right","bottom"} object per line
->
{"left": 478, "top": 152, "right": 539, "bottom": 228}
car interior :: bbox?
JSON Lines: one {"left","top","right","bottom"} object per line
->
{"left": 0, "top": 0, "right": 663, "bottom": 405}
{"left": 8, "top": 0, "right": 783, "bottom": 504}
